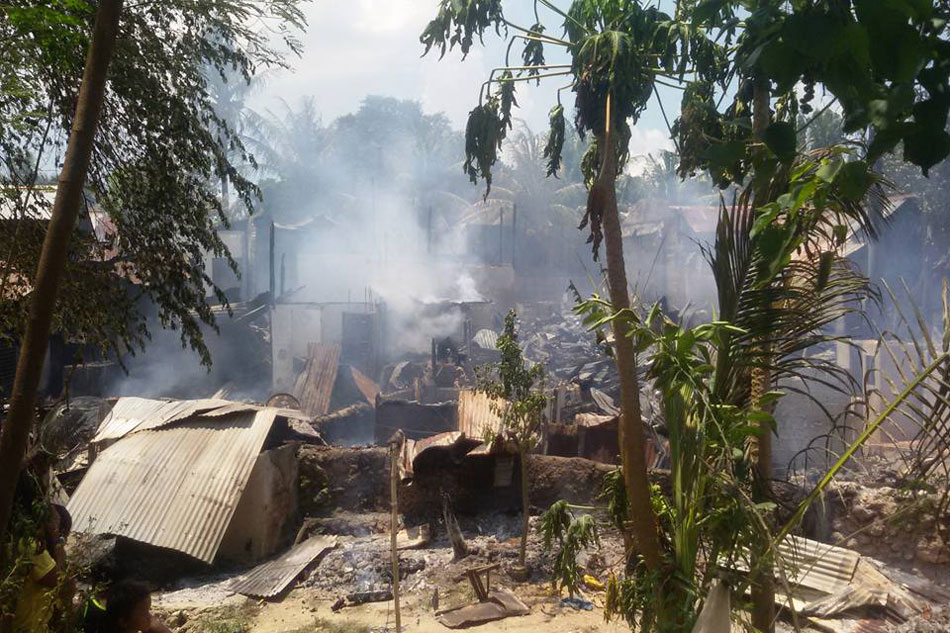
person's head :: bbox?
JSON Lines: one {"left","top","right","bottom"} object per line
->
{"left": 51, "top": 504, "right": 71, "bottom": 537}
{"left": 44, "top": 504, "right": 60, "bottom": 543}
{"left": 105, "top": 580, "right": 152, "bottom": 633}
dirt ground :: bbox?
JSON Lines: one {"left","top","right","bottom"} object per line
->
{"left": 157, "top": 573, "right": 626, "bottom": 633}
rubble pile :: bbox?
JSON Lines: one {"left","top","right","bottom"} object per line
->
{"left": 825, "top": 480, "right": 950, "bottom": 568}
{"left": 518, "top": 308, "right": 620, "bottom": 396}
{"left": 896, "top": 607, "right": 950, "bottom": 633}
{"left": 301, "top": 513, "right": 623, "bottom": 603}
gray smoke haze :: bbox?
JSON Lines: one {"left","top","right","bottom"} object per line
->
{"left": 100, "top": 95, "right": 725, "bottom": 399}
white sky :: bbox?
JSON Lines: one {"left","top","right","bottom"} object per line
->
{"left": 250, "top": 0, "right": 678, "bottom": 161}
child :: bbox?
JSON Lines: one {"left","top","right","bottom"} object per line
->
{"left": 82, "top": 580, "right": 172, "bottom": 633}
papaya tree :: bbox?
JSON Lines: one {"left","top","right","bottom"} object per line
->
{"left": 421, "top": 0, "right": 729, "bottom": 587}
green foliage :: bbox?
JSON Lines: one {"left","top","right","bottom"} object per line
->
{"left": 572, "top": 151, "right": 887, "bottom": 627}
{"left": 684, "top": 0, "right": 950, "bottom": 177}
{"left": 600, "top": 467, "right": 627, "bottom": 533}
{"left": 420, "top": 0, "right": 504, "bottom": 60}
{"left": 476, "top": 310, "right": 546, "bottom": 448}
{"left": 420, "top": 0, "right": 728, "bottom": 256}
{"left": 463, "top": 104, "right": 501, "bottom": 196}
{"left": 539, "top": 500, "right": 600, "bottom": 598}
{"left": 0, "top": 0, "right": 306, "bottom": 368}
{"left": 577, "top": 295, "right": 771, "bottom": 630}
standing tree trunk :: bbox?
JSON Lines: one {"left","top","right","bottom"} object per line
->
{"left": 0, "top": 0, "right": 124, "bottom": 538}
{"left": 591, "top": 94, "right": 662, "bottom": 573}
{"left": 750, "top": 74, "right": 776, "bottom": 633}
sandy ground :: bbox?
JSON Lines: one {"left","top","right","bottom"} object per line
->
{"left": 259, "top": 589, "right": 623, "bottom": 633}
{"left": 159, "top": 582, "right": 626, "bottom": 633}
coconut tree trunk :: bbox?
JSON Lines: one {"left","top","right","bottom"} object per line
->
{"left": 0, "top": 0, "right": 124, "bottom": 538}
{"left": 593, "top": 94, "right": 662, "bottom": 573}
{"left": 750, "top": 74, "right": 776, "bottom": 633}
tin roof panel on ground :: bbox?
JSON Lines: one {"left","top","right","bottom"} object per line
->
{"left": 780, "top": 536, "right": 860, "bottom": 595}
{"left": 68, "top": 409, "right": 277, "bottom": 563}
{"left": 228, "top": 535, "right": 337, "bottom": 598}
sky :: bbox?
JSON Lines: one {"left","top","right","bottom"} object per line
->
{"left": 250, "top": 0, "right": 678, "bottom": 162}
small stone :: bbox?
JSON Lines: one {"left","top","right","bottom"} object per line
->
{"left": 868, "top": 522, "right": 885, "bottom": 537}
{"left": 846, "top": 538, "right": 860, "bottom": 549}
{"left": 852, "top": 506, "right": 874, "bottom": 522}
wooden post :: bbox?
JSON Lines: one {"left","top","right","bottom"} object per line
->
{"left": 511, "top": 203, "right": 517, "bottom": 271}
{"left": 427, "top": 205, "right": 433, "bottom": 254}
{"left": 390, "top": 439, "right": 402, "bottom": 633}
{"left": 499, "top": 206, "right": 505, "bottom": 265}
{"left": 268, "top": 220, "right": 275, "bottom": 302}
{"left": 279, "top": 253, "right": 286, "bottom": 298}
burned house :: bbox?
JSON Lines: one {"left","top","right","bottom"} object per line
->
{"left": 67, "top": 397, "right": 313, "bottom": 570}
{"left": 271, "top": 301, "right": 384, "bottom": 393}
{"left": 0, "top": 187, "right": 118, "bottom": 399}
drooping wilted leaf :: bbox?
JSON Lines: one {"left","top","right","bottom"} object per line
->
{"left": 420, "top": 0, "right": 504, "bottom": 59}
{"left": 543, "top": 104, "right": 565, "bottom": 177}
{"left": 522, "top": 21, "right": 546, "bottom": 80}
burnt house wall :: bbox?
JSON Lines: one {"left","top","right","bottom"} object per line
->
{"left": 546, "top": 421, "right": 620, "bottom": 465}
{"left": 374, "top": 399, "right": 458, "bottom": 443}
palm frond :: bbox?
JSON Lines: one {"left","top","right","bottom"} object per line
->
{"left": 703, "top": 148, "right": 886, "bottom": 410}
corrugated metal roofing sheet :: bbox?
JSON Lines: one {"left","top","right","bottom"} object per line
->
{"left": 472, "top": 329, "right": 498, "bottom": 350}
{"left": 398, "top": 431, "right": 483, "bottom": 480}
{"left": 229, "top": 535, "right": 337, "bottom": 598}
{"left": 93, "top": 397, "right": 231, "bottom": 443}
{"left": 590, "top": 388, "right": 619, "bottom": 416}
{"left": 458, "top": 390, "right": 504, "bottom": 439}
{"left": 574, "top": 413, "right": 616, "bottom": 428}
{"left": 68, "top": 409, "right": 277, "bottom": 563}
{"left": 293, "top": 343, "right": 341, "bottom": 417}
{"left": 350, "top": 366, "right": 379, "bottom": 407}
{"left": 780, "top": 536, "right": 860, "bottom": 595}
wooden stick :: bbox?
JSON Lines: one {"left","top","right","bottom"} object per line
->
{"left": 390, "top": 442, "right": 401, "bottom": 633}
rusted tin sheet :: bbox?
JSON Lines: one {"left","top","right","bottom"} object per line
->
{"left": 68, "top": 409, "right": 277, "bottom": 563}
{"left": 293, "top": 343, "right": 341, "bottom": 417}
{"left": 398, "top": 430, "right": 483, "bottom": 480}
{"left": 229, "top": 535, "right": 337, "bottom": 598}
{"left": 92, "top": 397, "right": 230, "bottom": 443}
{"left": 780, "top": 536, "right": 861, "bottom": 595}
{"left": 350, "top": 366, "right": 379, "bottom": 407}
{"left": 458, "top": 390, "right": 504, "bottom": 439}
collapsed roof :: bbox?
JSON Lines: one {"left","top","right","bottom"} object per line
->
{"left": 68, "top": 397, "right": 310, "bottom": 563}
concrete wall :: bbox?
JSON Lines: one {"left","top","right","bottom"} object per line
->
{"left": 772, "top": 370, "right": 854, "bottom": 475}
{"left": 218, "top": 444, "right": 298, "bottom": 564}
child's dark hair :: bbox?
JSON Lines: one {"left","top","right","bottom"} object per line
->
{"left": 52, "top": 504, "right": 72, "bottom": 534}
{"left": 104, "top": 580, "right": 151, "bottom": 629}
